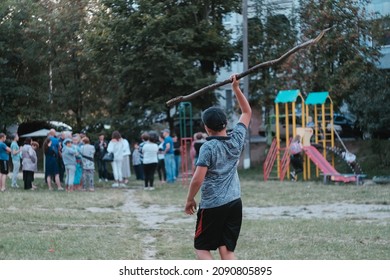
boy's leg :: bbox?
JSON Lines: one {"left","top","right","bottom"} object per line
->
{"left": 195, "top": 249, "right": 213, "bottom": 260}
{"left": 218, "top": 245, "right": 236, "bottom": 260}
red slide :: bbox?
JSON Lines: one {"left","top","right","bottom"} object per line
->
{"left": 303, "top": 146, "right": 357, "bottom": 183}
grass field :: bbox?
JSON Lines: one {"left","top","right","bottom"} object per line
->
{"left": 0, "top": 170, "right": 389, "bottom": 260}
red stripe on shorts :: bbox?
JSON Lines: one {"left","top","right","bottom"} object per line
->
{"left": 194, "top": 209, "right": 204, "bottom": 239}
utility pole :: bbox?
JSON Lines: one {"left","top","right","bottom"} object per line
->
{"left": 242, "top": 0, "right": 251, "bottom": 169}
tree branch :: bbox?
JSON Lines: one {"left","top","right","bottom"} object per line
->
{"left": 166, "top": 28, "right": 331, "bottom": 107}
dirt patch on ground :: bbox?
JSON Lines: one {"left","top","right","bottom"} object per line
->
{"left": 118, "top": 190, "right": 390, "bottom": 225}
{"left": 111, "top": 189, "right": 390, "bottom": 259}
{"left": 244, "top": 203, "right": 390, "bottom": 221}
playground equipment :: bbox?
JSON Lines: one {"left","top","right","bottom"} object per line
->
{"left": 263, "top": 90, "right": 365, "bottom": 184}
{"left": 304, "top": 91, "right": 336, "bottom": 179}
{"left": 263, "top": 89, "right": 305, "bottom": 180}
{"left": 178, "top": 102, "right": 194, "bottom": 183}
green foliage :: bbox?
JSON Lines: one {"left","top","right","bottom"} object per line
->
{"left": 235, "top": 2, "right": 298, "bottom": 112}
{"left": 83, "top": 0, "right": 242, "bottom": 138}
{"left": 0, "top": 0, "right": 51, "bottom": 125}
{"left": 348, "top": 70, "right": 390, "bottom": 137}
{"left": 295, "top": 0, "right": 382, "bottom": 109}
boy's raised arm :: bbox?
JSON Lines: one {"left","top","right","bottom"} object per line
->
{"left": 231, "top": 75, "right": 252, "bottom": 128}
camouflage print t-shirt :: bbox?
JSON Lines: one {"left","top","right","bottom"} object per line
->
{"left": 196, "top": 122, "right": 247, "bottom": 209}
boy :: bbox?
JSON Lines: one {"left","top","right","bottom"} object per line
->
{"left": 184, "top": 74, "right": 252, "bottom": 260}
{"left": 62, "top": 138, "right": 77, "bottom": 192}
{"left": 0, "top": 133, "right": 12, "bottom": 192}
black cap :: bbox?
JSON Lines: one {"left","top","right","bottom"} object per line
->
{"left": 202, "top": 107, "right": 227, "bottom": 132}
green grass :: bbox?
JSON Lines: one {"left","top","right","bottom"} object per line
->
{"left": 0, "top": 172, "right": 389, "bottom": 260}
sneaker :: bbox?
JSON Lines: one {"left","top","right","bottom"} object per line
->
{"left": 112, "top": 183, "right": 119, "bottom": 187}
{"left": 149, "top": 187, "right": 155, "bottom": 190}
{"left": 12, "top": 184, "right": 20, "bottom": 188}
{"left": 119, "top": 183, "right": 126, "bottom": 188}
{"left": 98, "top": 179, "right": 102, "bottom": 183}
{"left": 104, "top": 179, "right": 108, "bottom": 182}
{"left": 290, "top": 171, "right": 296, "bottom": 181}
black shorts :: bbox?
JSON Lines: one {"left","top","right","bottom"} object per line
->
{"left": 194, "top": 198, "right": 242, "bottom": 252}
{"left": 0, "top": 160, "right": 9, "bottom": 175}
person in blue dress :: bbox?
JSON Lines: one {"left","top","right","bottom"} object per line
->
{"left": 43, "top": 136, "right": 63, "bottom": 191}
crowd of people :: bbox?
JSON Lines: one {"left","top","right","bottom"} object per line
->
{"left": 0, "top": 127, "right": 184, "bottom": 192}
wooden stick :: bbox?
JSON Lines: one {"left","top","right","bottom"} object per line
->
{"left": 166, "top": 28, "right": 331, "bottom": 107}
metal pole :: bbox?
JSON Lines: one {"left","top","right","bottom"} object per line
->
{"left": 242, "top": 0, "right": 251, "bottom": 169}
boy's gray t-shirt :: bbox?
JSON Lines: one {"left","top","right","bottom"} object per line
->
{"left": 196, "top": 122, "right": 247, "bottom": 209}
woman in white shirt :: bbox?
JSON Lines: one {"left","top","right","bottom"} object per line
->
{"left": 107, "top": 131, "right": 125, "bottom": 187}
{"left": 140, "top": 132, "right": 159, "bottom": 190}
{"left": 121, "top": 137, "right": 131, "bottom": 184}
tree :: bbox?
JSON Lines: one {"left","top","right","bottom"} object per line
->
{"left": 87, "top": 0, "right": 240, "bottom": 138}
{"left": 235, "top": 1, "right": 297, "bottom": 118}
{"left": 349, "top": 69, "right": 390, "bottom": 137}
{"left": 294, "top": 0, "right": 382, "bottom": 109}
{"left": 41, "top": 0, "right": 100, "bottom": 131}
{"left": 1, "top": 0, "right": 100, "bottom": 133}
{"left": 0, "top": 0, "right": 51, "bottom": 129}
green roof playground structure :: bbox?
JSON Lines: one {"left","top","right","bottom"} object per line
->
{"left": 263, "top": 90, "right": 365, "bottom": 185}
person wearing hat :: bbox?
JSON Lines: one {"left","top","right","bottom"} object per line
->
{"left": 62, "top": 138, "right": 77, "bottom": 192}
{"left": 184, "top": 74, "right": 252, "bottom": 260}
